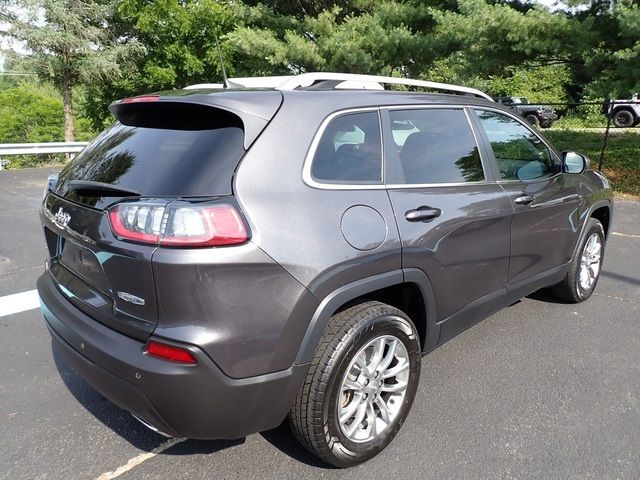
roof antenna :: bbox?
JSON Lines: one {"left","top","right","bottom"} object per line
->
{"left": 215, "top": 37, "right": 229, "bottom": 89}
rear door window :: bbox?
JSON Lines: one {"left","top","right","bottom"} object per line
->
{"left": 386, "top": 108, "right": 485, "bottom": 184}
{"left": 310, "top": 111, "right": 382, "bottom": 183}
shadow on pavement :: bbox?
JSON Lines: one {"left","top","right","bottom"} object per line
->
{"left": 52, "top": 340, "right": 332, "bottom": 466}
{"left": 526, "top": 288, "right": 571, "bottom": 305}
{"left": 51, "top": 340, "right": 244, "bottom": 456}
{"left": 260, "top": 422, "right": 334, "bottom": 469}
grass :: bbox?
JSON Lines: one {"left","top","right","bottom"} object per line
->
{"left": 544, "top": 129, "right": 640, "bottom": 197}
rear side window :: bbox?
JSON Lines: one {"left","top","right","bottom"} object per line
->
{"left": 56, "top": 106, "right": 245, "bottom": 205}
{"left": 311, "top": 111, "right": 382, "bottom": 183}
{"left": 388, "top": 108, "right": 484, "bottom": 184}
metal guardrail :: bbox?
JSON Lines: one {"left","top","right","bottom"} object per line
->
{"left": 0, "top": 142, "right": 89, "bottom": 170}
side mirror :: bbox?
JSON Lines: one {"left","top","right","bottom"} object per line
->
{"left": 562, "top": 151, "right": 588, "bottom": 174}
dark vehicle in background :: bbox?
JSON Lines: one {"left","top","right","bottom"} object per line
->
{"left": 37, "top": 73, "right": 613, "bottom": 468}
{"left": 494, "top": 96, "right": 558, "bottom": 128}
{"left": 603, "top": 93, "right": 640, "bottom": 128}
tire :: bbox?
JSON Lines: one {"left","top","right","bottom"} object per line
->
{"left": 551, "top": 218, "right": 605, "bottom": 303}
{"left": 289, "top": 301, "right": 421, "bottom": 468}
{"left": 612, "top": 109, "right": 635, "bottom": 128}
{"left": 525, "top": 114, "right": 541, "bottom": 128}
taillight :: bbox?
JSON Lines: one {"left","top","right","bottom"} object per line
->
{"left": 108, "top": 204, "right": 165, "bottom": 244}
{"left": 108, "top": 202, "right": 248, "bottom": 247}
{"left": 146, "top": 341, "right": 196, "bottom": 364}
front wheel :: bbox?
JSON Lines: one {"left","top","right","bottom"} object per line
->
{"left": 289, "top": 301, "right": 421, "bottom": 467}
{"left": 551, "top": 218, "right": 605, "bottom": 303}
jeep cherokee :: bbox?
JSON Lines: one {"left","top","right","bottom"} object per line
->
{"left": 37, "top": 72, "right": 613, "bottom": 467}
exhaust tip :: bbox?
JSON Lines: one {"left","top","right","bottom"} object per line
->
{"left": 131, "top": 413, "right": 173, "bottom": 438}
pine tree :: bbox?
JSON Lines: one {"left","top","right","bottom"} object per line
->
{"left": 0, "top": 0, "right": 142, "bottom": 141}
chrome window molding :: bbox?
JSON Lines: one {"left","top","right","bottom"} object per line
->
{"left": 303, "top": 104, "right": 496, "bottom": 191}
{"left": 302, "top": 107, "right": 387, "bottom": 191}
{"left": 386, "top": 180, "right": 494, "bottom": 189}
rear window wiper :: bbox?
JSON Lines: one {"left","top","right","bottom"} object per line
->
{"left": 66, "top": 180, "right": 140, "bottom": 197}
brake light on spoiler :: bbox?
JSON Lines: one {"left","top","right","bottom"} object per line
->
{"left": 108, "top": 202, "right": 248, "bottom": 247}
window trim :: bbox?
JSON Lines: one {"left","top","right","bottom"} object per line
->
{"left": 471, "top": 107, "right": 563, "bottom": 184}
{"left": 302, "top": 107, "right": 386, "bottom": 190}
{"left": 303, "top": 104, "right": 499, "bottom": 191}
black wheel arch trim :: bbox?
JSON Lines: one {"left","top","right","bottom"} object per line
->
{"left": 571, "top": 199, "right": 612, "bottom": 262}
{"left": 294, "top": 268, "right": 439, "bottom": 365}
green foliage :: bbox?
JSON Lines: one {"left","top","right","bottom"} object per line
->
{"left": 552, "top": 97, "right": 609, "bottom": 128}
{"left": 0, "top": 82, "right": 64, "bottom": 143}
{"left": 545, "top": 130, "right": 640, "bottom": 196}
{"left": 83, "top": 0, "right": 237, "bottom": 129}
{"left": 578, "top": 0, "right": 640, "bottom": 98}
{"left": 0, "top": 0, "right": 142, "bottom": 139}
{"left": 1, "top": 0, "right": 639, "bottom": 174}
{"left": 478, "top": 65, "right": 571, "bottom": 103}
{"left": 0, "top": 81, "right": 97, "bottom": 169}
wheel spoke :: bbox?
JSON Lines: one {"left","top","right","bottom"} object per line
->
{"left": 381, "top": 359, "right": 409, "bottom": 379}
{"left": 369, "top": 337, "right": 386, "bottom": 372}
{"left": 366, "top": 403, "right": 377, "bottom": 437}
{"left": 339, "top": 395, "right": 362, "bottom": 423}
{"left": 377, "top": 339, "right": 397, "bottom": 373}
{"left": 344, "top": 403, "right": 367, "bottom": 437}
{"left": 342, "top": 378, "right": 362, "bottom": 392}
{"left": 375, "top": 397, "right": 391, "bottom": 424}
{"left": 381, "top": 380, "right": 407, "bottom": 393}
{"left": 354, "top": 352, "right": 370, "bottom": 375}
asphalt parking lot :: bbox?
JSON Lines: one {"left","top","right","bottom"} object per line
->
{"left": 1, "top": 167, "right": 639, "bottom": 480}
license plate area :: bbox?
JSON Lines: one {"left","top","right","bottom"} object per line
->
{"left": 58, "top": 240, "right": 110, "bottom": 294}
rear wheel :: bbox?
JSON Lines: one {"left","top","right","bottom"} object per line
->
{"left": 289, "top": 301, "right": 421, "bottom": 467}
{"left": 551, "top": 218, "right": 605, "bottom": 303}
{"left": 612, "top": 109, "right": 635, "bottom": 128}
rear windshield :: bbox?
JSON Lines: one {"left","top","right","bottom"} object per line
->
{"left": 56, "top": 115, "right": 245, "bottom": 205}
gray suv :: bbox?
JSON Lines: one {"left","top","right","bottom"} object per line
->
{"left": 37, "top": 73, "right": 613, "bottom": 467}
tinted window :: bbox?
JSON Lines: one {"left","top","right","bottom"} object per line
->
{"left": 389, "top": 109, "right": 484, "bottom": 184}
{"left": 475, "top": 110, "right": 556, "bottom": 181}
{"left": 56, "top": 118, "right": 245, "bottom": 208}
{"left": 311, "top": 111, "right": 382, "bottom": 183}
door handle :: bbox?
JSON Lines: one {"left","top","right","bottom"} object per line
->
{"left": 514, "top": 194, "right": 533, "bottom": 205}
{"left": 405, "top": 206, "right": 442, "bottom": 222}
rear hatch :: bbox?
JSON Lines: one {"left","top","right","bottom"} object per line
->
{"left": 42, "top": 91, "right": 282, "bottom": 340}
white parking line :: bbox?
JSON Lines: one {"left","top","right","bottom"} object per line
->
{"left": 612, "top": 231, "right": 640, "bottom": 239}
{"left": 0, "top": 289, "right": 40, "bottom": 318}
{"left": 95, "top": 437, "right": 187, "bottom": 480}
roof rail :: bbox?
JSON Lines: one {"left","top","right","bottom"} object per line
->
{"left": 275, "top": 72, "right": 493, "bottom": 101}
{"left": 184, "top": 72, "right": 492, "bottom": 101}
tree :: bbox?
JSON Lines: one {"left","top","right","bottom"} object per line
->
{"left": 228, "top": 1, "right": 429, "bottom": 76}
{"left": 83, "top": 0, "right": 237, "bottom": 130}
{"left": 0, "top": 0, "right": 141, "bottom": 141}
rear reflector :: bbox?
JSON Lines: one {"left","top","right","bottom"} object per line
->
{"left": 108, "top": 202, "right": 248, "bottom": 247}
{"left": 146, "top": 341, "right": 196, "bottom": 364}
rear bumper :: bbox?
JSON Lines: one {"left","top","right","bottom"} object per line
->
{"left": 38, "top": 272, "right": 308, "bottom": 439}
